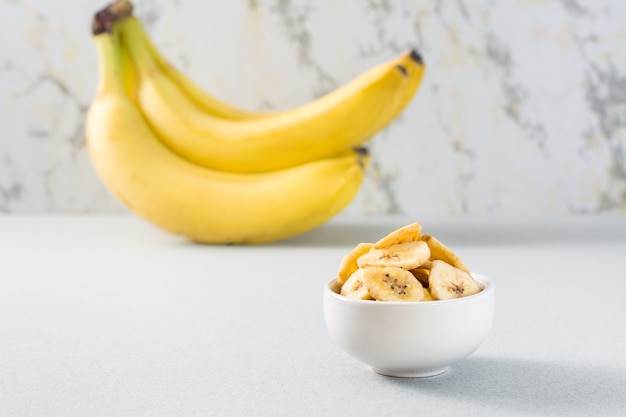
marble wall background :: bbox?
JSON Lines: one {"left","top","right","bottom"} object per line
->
{"left": 1, "top": 0, "right": 625, "bottom": 217}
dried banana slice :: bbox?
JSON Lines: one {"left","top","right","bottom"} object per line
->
{"left": 340, "top": 269, "right": 373, "bottom": 300}
{"left": 422, "top": 287, "right": 433, "bottom": 301}
{"left": 373, "top": 222, "right": 422, "bottom": 249}
{"left": 357, "top": 240, "right": 430, "bottom": 270}
{"left": 420, "top": 234, "right": 470, "bottom": 274}
{"left": 336, "top": 242, "right": 374, "bottom": 287}
{"left": 428, "top": 260, "right": 481, "bottom": 300}
{"left": 361, "top": 266, "right": 424, "bottom": 302}
{"left": 409, "top": 260, "right": 432, "bottom": 287}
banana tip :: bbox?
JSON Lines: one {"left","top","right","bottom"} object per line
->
{"left": 409, "top": 48, "right": 424, "bottom": 65}
{"left": 354, "top": 147, "right": 370, "bottom": 168}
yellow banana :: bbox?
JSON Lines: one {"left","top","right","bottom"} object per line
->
{"left": 118, "top": 17, "right": 424, "bottom": 173}
{"left": 120, "top": 39, "right": 137, "bottom": 99}
{"left": 86, "top": 18, "right": 369, "bottom": 244}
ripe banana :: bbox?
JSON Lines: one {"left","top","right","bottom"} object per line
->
{"left": 118, "top": 16, "right": 424, "bottom": 173}
{"left": 86, "top": 18, "right": 369, "bottom": 244}
{"left": 120, "top": 38, "right": 137, "bottom": 99}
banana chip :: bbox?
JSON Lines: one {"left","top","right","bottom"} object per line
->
{"left": 357, "top": 241, "right": 430, "bottom": 270}
{"left": 337, "top": 242, "right": 374, "bottom": 286}
{"left": 361, "top": 266, "right": 424, "bottom": 302}
{"left": 341, "top": 268, "right": 374, "bottom": 300}
{"left": 409, "top": 262, "right": 431, "bottom": 288}
{"left": 336, "top": 222, "right": 481, "bottom": 302}
{"left": 422, "top": 287, "right": 434, "bottom": 301}
{"left": 419, "top": 234, "right": 470, "bottom": 274}
{"left": 428, "top": 260, "right": 481, "bottom": 300}
{"left": 372, "top": 222, "right": 422, "bottom": 249}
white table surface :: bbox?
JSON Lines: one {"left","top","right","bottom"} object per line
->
{"left": 1, "top": 214, "right": 625, "bottom": 417}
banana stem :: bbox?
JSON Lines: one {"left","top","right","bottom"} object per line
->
{"left": 91, "top": 1, "right": 134, "bottom": 96}
{"left": 108, "top": 0, "right": 134, "bottom": 19}
{"left": 93, "top": 30, "right": 124, "bottom": 95}
{"left": 92, "top": 0, "right": 134, "bottom": 35}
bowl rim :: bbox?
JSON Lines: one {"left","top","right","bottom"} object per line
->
{"left": 324, "top": 273, "right": 494, "bottom": 306}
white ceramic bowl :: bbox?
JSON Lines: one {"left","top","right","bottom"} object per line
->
{"left": 323, "top": 274, "right": 495, "bottom": 378}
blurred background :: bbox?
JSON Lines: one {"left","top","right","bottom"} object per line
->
{"left": 1, "top": 0, "right": 625, "bottom": 217}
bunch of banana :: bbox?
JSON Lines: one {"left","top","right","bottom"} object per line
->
{"left": 85, "top": 1, "right": 425, "bottom": 244}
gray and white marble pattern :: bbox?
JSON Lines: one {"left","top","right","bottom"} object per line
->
{"left": 1, "top": 0, "right": 625, "bottom": 217}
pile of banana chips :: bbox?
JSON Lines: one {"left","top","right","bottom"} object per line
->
{"left": 336, "top": 222, "right": 482, "bottom": 302}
